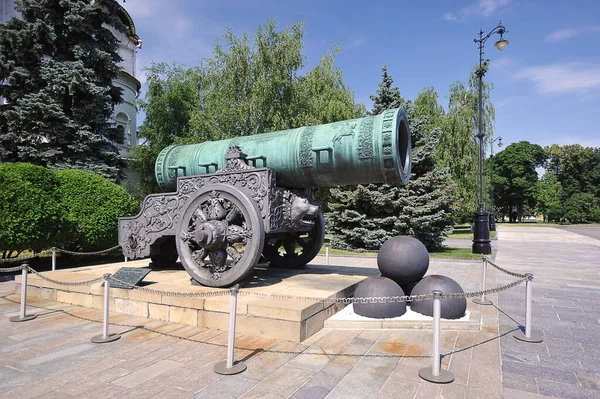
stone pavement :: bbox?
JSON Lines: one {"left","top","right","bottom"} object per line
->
{"left": 495, "top": 225, "right": 600, "bottom": 399}
{"left": 0, "top": 225, "right": 598, "bottom": 398}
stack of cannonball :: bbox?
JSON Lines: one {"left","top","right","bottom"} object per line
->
{"left": 353, "top": 236, "right": 466, "bottom": 319}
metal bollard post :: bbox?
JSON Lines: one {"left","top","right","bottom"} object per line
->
{"left": 10, "top": 264, "right": 37, "bottom": 322}
{"left": 214, "top": 284, "right": 247, "bottom": 375}
{"left": 91, "top": 274, "right": 121, "bottom": 343}
{"left": 419, "top": 290, "right": 454, "bottom": 383}
{"left": 473, "top": 257, "right": 493, "bottom": 305}
{"left": 514, "top": 273, "right": 543, "bottom": 343}
{"left": 52, "top": 247, "right": 57, "bottom": 271}
{"left": 325, "top": 243, "right": 329, "bottom": 266}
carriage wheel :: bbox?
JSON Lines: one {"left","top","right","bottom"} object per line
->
{"left": 262, "top": 213, "right": 325, "bottom": 269}
{"left": 176, "top": 185, "right": 264, "bottom": 287}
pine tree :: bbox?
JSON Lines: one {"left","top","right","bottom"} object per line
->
{"left": 0, "top": 0, "right": 126, "bottom": 180}
{"left": 370, "top": 65, "right": 403, "bottom": 115}
{"left": 327, "top": 67, "right": 454, "bottom": 250}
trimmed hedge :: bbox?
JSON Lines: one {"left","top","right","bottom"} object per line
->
{"left": 0, "top": 163, "right": 65, "bottom": 257}
{"left": 0, "top": 163, "right": 140, "bottom": 257}
{"left": 55, "top": 170, "right": 140, "bottom": 250}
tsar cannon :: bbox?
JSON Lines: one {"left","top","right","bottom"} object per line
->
{"left": 119, "top": 107, "right": 412, "bottom": 287}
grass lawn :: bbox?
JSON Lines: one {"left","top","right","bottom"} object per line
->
{"left": 318, "top": 244, "right": 484, "bottom": 260}
{"left": 495, "top": 222, "right": 600, "bottom": 227}
{"left": 448, "top": 224, "right": 497, "bottom": 239}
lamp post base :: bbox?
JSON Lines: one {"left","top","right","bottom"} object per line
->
{"left": 472, "top": 209, "right": 492, "bottom": 254}
{"left": 489, "top": 212, "right": 497, "bottom": 231}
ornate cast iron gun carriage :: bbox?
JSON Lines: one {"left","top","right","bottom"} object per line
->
{"left": 119, "top": 108, "right": 412, "bottom": 287}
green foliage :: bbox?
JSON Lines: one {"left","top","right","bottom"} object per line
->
{"left": 327, "top": 69, "right": 454, "bottom": 250}
{"left": 133, "top": 18, "right": 364, "bottom": 197}
{"left": 0, "top": 163, "right": 65, "bottom": 258}
{"left": 369, "top": 66, "right": 403, "bottom": 115}
{"left": 0, "top": 0, "right": 126, "bottom": 180}
{"left": 534, "top": 171, "right": 563, "bottom": 222}
{"left": 55, "top": 170, "right": 139, "bottom": 250}
{"left": 493, "top": 141, "right": 546, "bottom": 222}
{"left": 546, "top": 144, "right": 600, "bottom": 199}
{"left": 436, "top": 66, "right": 495, "bottom": 221}
{"left": 563, "top": 192, "right": 599, "bottom": 223}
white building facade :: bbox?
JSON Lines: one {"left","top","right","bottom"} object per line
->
{"left": 0, "top": 0, "right": 141, "bottom": 158}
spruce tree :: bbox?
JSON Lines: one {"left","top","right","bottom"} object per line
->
{"left": 0, "top": 0, "right": 126, "bottom": 180}
{"left": 327, "top": 67, "right": 454, "bottom": 250}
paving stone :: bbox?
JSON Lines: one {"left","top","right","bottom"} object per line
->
{"left": 414, "top": 382, "right": 442, "bottom": 399}
{"left": 536, "top": 378, "right": 599, "bottom": 399}
{"left": 241, "top": 364, "right": 314, "bottom": 398}
{"left": 19, "top": 342, "right": 96, "bottom": 367}
{"left": 192, "top": 376, "right": 256, "bottom": 399}
{"left": 503, "top": 357, "right": 579, "bottom": 386}
{"left": 291, "top": 384, "right": 332, "bottom": 399}
{"left": 439, "top": 382, "right": 467, "bottom": 399}
{"left": 502, "top": 349, "right": 540, "bottom": 365}
{"left": 325, "top": 345, "right": 399, "bottom": 398}
{"left": 501, "top": 387, "right": 553, "bottom": 398}
{"left": 502, "top": 371, "right": 539, "bottom": 393}
{"left": 111, "top": 359, "right": 182, "bottom": 388}
{"left": 575, "top": 370, "right": 600, "bottom": 390}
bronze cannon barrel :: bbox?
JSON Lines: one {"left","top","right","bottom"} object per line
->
{"left": 155, "top": 107, "right": 411, "bottom": 191}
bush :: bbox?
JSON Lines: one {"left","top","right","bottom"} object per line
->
{"left": 563, "top": 192, "right": 598, "bottom": 224}
{"left": 55, "top": 170, "right": 140, "bottom": 250}
{"left": 0, "top": 163, "right": 65, "bottom": 258}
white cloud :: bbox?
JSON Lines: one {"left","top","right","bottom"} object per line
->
{"left": 545, "top": 26, "right": 600, "bottom": 42}
{"left": 515, "top": 62, "right": 600, "bottom": 94}
{"left": 489, "top": 56, "right": 513, "bottom": 69}
{"left": 342, "top": 37, "right": 366, "bottom": 50}
{"left": 443, "top": 12, "right": 457, "bottom": 21}
{"left": 444, "top": 0, "right": 510, "bottom": 22}
{"left": 475, "top": 0, "right": 510, "bottom": 16}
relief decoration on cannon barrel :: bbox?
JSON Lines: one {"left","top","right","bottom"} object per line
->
{"left": 357, "top": 116, "right": 375, "bottom": 159}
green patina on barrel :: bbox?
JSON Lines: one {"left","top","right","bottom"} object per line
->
{"left": 155, "top": 107, "right": 411, "bottom": 191}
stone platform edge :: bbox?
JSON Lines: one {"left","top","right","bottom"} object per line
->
{"left": 15, "top": 270, "right": 358, "bottom": 343}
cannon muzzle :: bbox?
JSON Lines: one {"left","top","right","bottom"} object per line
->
{"left": 156, "top": 107, "right": 411, "bottom": 191}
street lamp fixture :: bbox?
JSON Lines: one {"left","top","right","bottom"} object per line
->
{"left": 472, "top": 21, "right": 509, "bottom": 255}
{"left": 489, "top": 136, "right": 503, "bottom": 231}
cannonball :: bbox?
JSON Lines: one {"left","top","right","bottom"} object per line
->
{"left": 377, "top": 236, "right": 429, "bottom": 286}
{"left": 410, "top": 275, "right": 467, "bottom": 319}
{"left": 400, "top": 281, "right": 419, "bottom": 296}
{"left": 353, "top": 276, "right": 406, "bottom": 319}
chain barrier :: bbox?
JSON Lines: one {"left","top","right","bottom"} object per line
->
{"left": 0, "top": 265, "right": 26, "bottom": 273}
{"left": 55, "top": 245, "right": 122, "bottom": 256}
{"left": 442, "top": 276, "right": 528, "bottom": 299}
{"left": 27, "top": 266, "right": 106, "bottom": 286}
{"left": 238, "top": 276, "right": 527, "bottom": 304}
{"left": 0, "top": 245, "right": 122, "bottom": 264}
{"left": 485, "top": 257, "right": 528, "bottom": 279}
{"left": 1, "top": 264, "right": 528, "bottom": 301}
{"left": 0, "top": 249, "right": 53, "bottom": 263}
{"left": 106, "top": 276, "right": 232, "bottom": 298}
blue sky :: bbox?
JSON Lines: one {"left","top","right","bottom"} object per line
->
{"left": 123, "top": 0, "right": 600, "bottom": 151}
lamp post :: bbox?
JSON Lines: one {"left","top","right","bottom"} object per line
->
{"left": 472, "top": 21, "right": 509, "bottom": 255}
{"left": 489, "top": 136, "right": 503, "bottom": 231}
